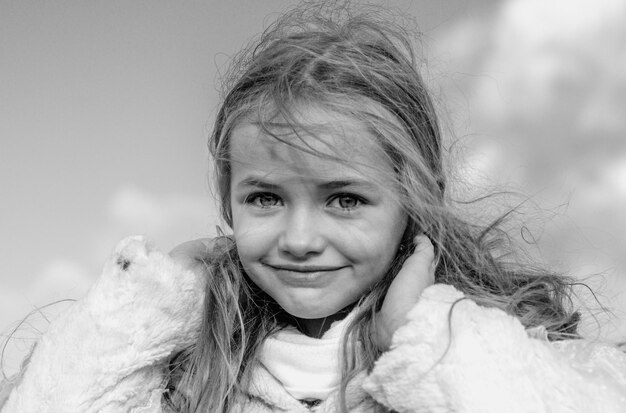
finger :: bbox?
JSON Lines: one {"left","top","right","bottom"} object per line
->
{"left": 413, "top": 234, "right": 435, "bottom": 257}
{"left": 169, "top": 238, "right": 215, "bottom": 260}
{"left": 402, "top": 235, "right": 435, "bottom": 274}
{"left": 376, "top": 235, "right": 436, "bottom": 350}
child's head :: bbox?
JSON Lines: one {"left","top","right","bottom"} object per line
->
{"left": 208, "top": 6, "right": 445, "bottom": 322}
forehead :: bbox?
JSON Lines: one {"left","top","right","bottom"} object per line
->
{"left": 229, "top": 108, "right": 393, "bottom": 182}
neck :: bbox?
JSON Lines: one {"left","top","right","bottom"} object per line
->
{"left": 292, "top": 306, "right": 354, "bottom": 338}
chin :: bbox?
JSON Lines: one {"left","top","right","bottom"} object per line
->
{"left": 280, "top": 302, "right": 336, "bottom": 319}
{"left": 282, "top": 297, "right": 356, "bottom": 320}
{"left": 285, "top": 308, "right": 331, "bottom": 319}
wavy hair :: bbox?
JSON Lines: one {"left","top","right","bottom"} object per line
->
{"left": 165, "top": 2, "right": 580, "bottom": 412}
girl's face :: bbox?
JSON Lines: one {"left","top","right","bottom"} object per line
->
{"left": 229, "top": 108, "right": 407, "bottom": 321}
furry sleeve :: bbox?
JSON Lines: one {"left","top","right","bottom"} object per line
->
{"left": 363, "top": 284, "right": 626, "bottom": 413}
{"left": 1, "top": 236, "right": 204, "bottom": 413}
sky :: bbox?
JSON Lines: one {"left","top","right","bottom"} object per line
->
{"left": 2, "top": 0, "right": 625, "bottom": 374}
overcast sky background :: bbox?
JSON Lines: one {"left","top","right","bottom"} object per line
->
{"left": 2, "top": 0, "right": 626, "bottom": 374}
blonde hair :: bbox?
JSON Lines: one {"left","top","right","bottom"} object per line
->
{"left": 165, "top": 3, "right": 580, "bottom": 412}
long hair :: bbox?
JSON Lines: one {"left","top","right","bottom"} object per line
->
{"left": 166, "top": 3, "right": 580, "bottom": 412}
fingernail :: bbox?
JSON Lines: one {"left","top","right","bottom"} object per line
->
{"left": 413, "top": 234, "right": 426, "bottom": 248}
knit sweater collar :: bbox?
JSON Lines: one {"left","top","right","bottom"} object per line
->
{"left": 257, "top": 312, "right": 355, "bottom": 402}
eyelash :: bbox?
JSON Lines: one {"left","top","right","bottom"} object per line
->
{"left": 245, "top": 192, "right": 282, "bottom": 208}
{"left": 244, "top": 192, "right": 367, "bottom": 211}
{"left": 327, "top": 193, "right": 366, "bottom": 211}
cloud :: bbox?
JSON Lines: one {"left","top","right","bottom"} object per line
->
{"left": 27, "top": 260, "right": 94, "bottom": 303}
{"left": 97, "top": 184, "right": 223, "bottom": 258}
{"left": 473, "top": 0, "right": 626, "bottom": 133}
{"left": 108, "top": 185, "right": 218, "bottom": 233}
{"left": 435, "top": 0, "right": 626, "bottom": 187}
{"left": 1, "top": 260, "right": 93, "bottom": 377}
{"left": 1, "top": 260, "right": 92, "bottom": 332}
{"left": 433, "top": 0, "right": 626, "bottom": 340}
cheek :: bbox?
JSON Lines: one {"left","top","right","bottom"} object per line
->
{"left": 231, "top": 210, "right": 276, "bottom": 262}
{"left": 367, "top": 213, "right": 407, "bottom": 274}
{"left": 347, "top": 210, "right": 407, "bottom": 257}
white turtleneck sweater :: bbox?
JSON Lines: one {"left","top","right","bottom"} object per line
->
{"left": 258, "top": 313, "right": 355, "bottom": 402}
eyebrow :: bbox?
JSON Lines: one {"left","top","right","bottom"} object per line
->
{"left": 237, "top": 178, "right": 277, "bottom": 190}
{"left": 236, "top": 177, "right": 378, "bottom": 191}
{"left": 320, "top": 180, "right": 376, "bottom": 190}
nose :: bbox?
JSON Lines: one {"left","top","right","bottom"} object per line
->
{"left": 278, "top": 207, "right": 326, "bottom": 258}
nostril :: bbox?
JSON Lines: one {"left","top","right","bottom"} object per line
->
{"left": 279, "top": 234, "right": 326, "bottom": 257}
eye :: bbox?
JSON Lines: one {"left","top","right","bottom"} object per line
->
{"left": 246, "top": 192, "right": 282, "bottom": 208}
{"left": 328, "top": 194, "right": 364, "bottom": 210}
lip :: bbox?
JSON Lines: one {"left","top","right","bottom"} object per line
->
{"left": 263, "top": 263, "right": 346, "bottom": 286}
{"left": 266, "top": 263, "right": 345, "bottom": 272}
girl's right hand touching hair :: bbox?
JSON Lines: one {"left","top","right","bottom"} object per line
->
{"left": 169, "top": 237, "right": 219, "bottom": 276}
{"left": 375, "top": 235, "right": 436, "bottom": 351}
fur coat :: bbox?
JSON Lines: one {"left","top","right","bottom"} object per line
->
{"left": 2, "top": 236, "right": 626, "bottom": 412}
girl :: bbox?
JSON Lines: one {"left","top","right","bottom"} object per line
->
{"left": 2, "top": 3, "right": 626, "bottom": 412}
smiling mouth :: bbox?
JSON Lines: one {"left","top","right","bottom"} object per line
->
{"left": 264, "top": 263, "right": 344, "bottom": 287}
{"left": 266, "top": 264, "right": 345, "bottom": 273}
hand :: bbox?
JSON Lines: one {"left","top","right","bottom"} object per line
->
{"left": 169, "top": 237, "right": 221, "bottom": 276}
{"left": 375, "top": 235, "right": 436, "bottom": 350}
